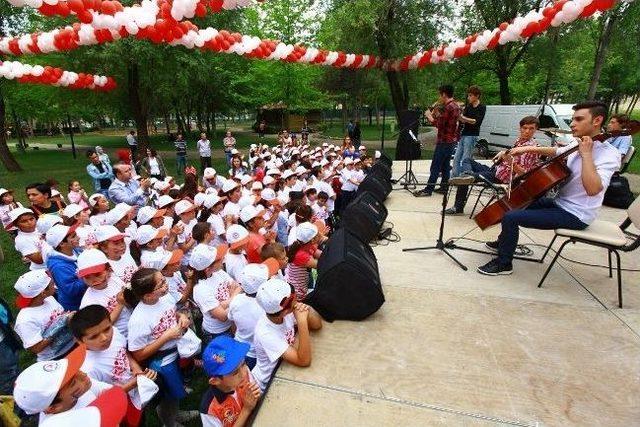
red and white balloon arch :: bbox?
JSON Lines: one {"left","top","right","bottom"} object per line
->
{"left": 0, "top": 0, "right": 619, "bottom": 91}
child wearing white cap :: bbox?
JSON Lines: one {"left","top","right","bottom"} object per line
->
{"left": 174, "top": 200, "right": 198, "bottom": 267}
{"left": 202, "top": 193, "right": 228, "bottom": 246}
{"left": 13, "top": 270, "right": 76, "bottom": 361}
{"left": 88, "top": 194, "right": 110, "bottom": 228}
{"left": 285, "top": 222, "right": 323, "bottom": 300}
{"left": 45, "top": 224, "right": 86, "bottom": 311}
{"left": 221, "top": 179, "right": 243, "bottom": 221}
{"left": 78, "top": 249, "right": 131, "bottom": 338}
{"left": 136, "top": 225, "right": 169, "bottom": 267}
{"left": 62, "top": 203, "right": 95, "bottom": 248}
{"left": 251, "top": 279, "right": 322, "bottom": 391}
{"left": 143, "top": 249, "right": 192, "bottom": 307}
{"left": 189, "top": 243, "right": 239, "bottom": 345}
{"left": 228, "top": 260, "right": 279, "bottom": 370}
{"left": 106, "top": 203, "right": 138, "bottom": 246}
{"left": 224, "top": 224, "right": 250, "bottom": 282}
{"left": 10, "top": 208, "right": 52, "bottom": 270}
{"left": 0, "top": 187, "right": 24, "bottom": 233}
{"left": 125, "top": 268, "right": 192, "bottom": 426}
{"left": 95, "top": 225, "right": 138, "bottom": 284}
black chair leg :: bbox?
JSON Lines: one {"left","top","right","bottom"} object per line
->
{"left": 607, "top": 249, "right": 613, "bottom": 278}
{"left": 539, "top": 239, "right": 571, "bottom": 288}
{"left": 541, "top": 235, "right": 558, "bottom": 263}
{"left": 469, "top": 186, "right": 486, "bottom": 219}
{"left": 613, "top": 250, "right": 623, "bottom": 308}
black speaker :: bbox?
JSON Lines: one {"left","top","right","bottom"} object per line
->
{"left": 395, "top": 110, "right": 421, "bottom": 161}
{"left": 341, "top": 191, "right": 388, "bottom": 243}
{"left": 378, "top": 151, "right": 393, "bottom": 168}
{"left": 306, "top": 228, "right": 384, "bottom": 321}
{"left": 356, "top": 172, "right": 391, "bottom": 202}
{"left": 370, "top": 161, "right": 392, "bottom": 181}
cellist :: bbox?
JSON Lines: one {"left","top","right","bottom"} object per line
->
{"left": 477, "top": 101, "right": 620, "bottom": 276}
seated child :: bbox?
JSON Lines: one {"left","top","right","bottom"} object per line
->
{"left": 189, "top": 244, "right": 239, "bottom": 345}
{"left": 228, "top": 260, "right": 279, "bottom": 370}
{"left": 260, "top": 242, "right": 288, "bottom": 280}
{"left": 252, "top": 278, "right": 322, "bottom": 391}
{"left": 10, "top": 207, "right": 51, "bottom": 270}
{"left": 13, "top": 270, "right": 75, "bottom": 361}
{"left": 199, "top": 336, "right": 262, "bottom": 427}
{"left": 78, "top": 249, "right": 131, "bottom": 338}
{"left": 224, "top": 224, "right": 250, "bottom": 282}
{"left": 124, "top": 268, "right": 192, "bottom": 427}
{"left": 144, "top": 249, "right": 193, "bottom": 307}
{"left": 95, "top": 225, "right": 138, "bottom": 284}
{"left": 13, "top": 345, "right": 114, "bottom": 424}
{"left": 69, "top": 305, "right": 158, "bottom": 427}
{"left": 285, "top": 222, "right": 323, "bottom": 300}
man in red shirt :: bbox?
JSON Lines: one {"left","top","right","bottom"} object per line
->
{"left": 416, "top": 85, "right": 460, "bottom": 197}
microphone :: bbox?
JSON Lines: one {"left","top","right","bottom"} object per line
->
{"left": 408, "top": 130, "right": 418, "bottom": 142}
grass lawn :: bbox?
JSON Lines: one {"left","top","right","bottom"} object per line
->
{"left": 321, "top": 121, "right": 396, "bottom": 140}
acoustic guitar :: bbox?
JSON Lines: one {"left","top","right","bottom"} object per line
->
{"left": 474, "top": 121, "right": 640, "bottom": 230}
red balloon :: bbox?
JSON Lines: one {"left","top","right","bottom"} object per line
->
{"left": 595, "top": 0, "right": 615, "bottom": 10}
{"left": 209, "top": 0, "right": 223, "bottom": 12}
{"left": 8, "top": 39, "right": 21, "bottom": 55}
{"left": 78, "top": 9, "right": 93, "bottom": 22}
{"left": 195, "top": 3, "right": 206, "bottom": 17}
{"left": 57, "top": 2, "right": 71, "bottom": 16}
{"left": 499, "top": 22, "right": 508, "bottom": 31}
{"left": 39, "top": 3, "right": 57, "bottom": 16}
{"left": 101, "top": 1, "right": 116, "bottom": 15}
{"left": 538, "top": 17, "right": 552, "bottom": 32}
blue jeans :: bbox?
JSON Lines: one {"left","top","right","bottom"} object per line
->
{"left": 497, "top": 198, "right": 587, "bottom": 265}
{"left": 176, "top": 155, "right": 187, "bottom": 175}
{"left": 0, "top": 339, "right": 19, "bottom": 395}
{"left": 225, "top": 151, "right": 233, "bottom": 167}
{"left": 424, "top": 143, "right": 455, "bottom": 193}
{"left": 453, "top": 161, "right": 497, "bottom": 211}
{"left": 452, "top": 136, "right": 478, "bottom": 177}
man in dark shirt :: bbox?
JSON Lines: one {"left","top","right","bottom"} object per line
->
{"left": 175, "top": 133, "right": 188, "bottom": 176}
{"left": 416, "top": 84, "right": 461, "bottom": 196}
{"left": 452, "top": 85, "right": 486, "bottom": 177}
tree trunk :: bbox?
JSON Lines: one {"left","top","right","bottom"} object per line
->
{"left": 127, "top": 63, "right": 149, "bottom": 156}
{"left": 386, "top": 71, "right": 409, "bottom": 120}
{"left": 587, "top": 12, "right": 618, "bottom": 100}
{"left": 163, "top": 112, "right": 171, "bottom": 135}
{"left": 0, "top": 84, "right": 23, "bottom": 172}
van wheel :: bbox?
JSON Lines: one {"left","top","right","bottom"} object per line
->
{"left": 476, "top": 140, "right": 490, "bottom": 159}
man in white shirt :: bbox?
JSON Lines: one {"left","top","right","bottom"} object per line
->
{"left": 197, "top": 133, "right": 212, "bottom": 173}
{"left": 478, "top": 101, "right": 621, "bottom": 276}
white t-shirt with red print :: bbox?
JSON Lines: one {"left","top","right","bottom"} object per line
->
{"left": 108, "top": 253, "right": 138, "bottom": 284}
{"left": 15, "top": 230, "right": 52, "bottom": 270}
{"left": 82, "top": 328, "right": 134, "bottom": 386}
{"left": 223, "top": 252, "right": 247, "bottom": 282}
{"left": 14, "top": 296, "right": 73, "bottom": 361}
{"left": 251, "top": 313, "right": 296, "bottom": 391}
{"left": 166, "top": 271, "right": 187, "bottom": 305}
{"left": 80, "top": 275, "right": 131, "bottom": 338}
{"left": 228, "top": 294, "right": 264, "bottom": 359}
{"left": 127, "top": 294, "right": 179, "bottom": 366}
{"left": 192, "top": 270, "right": 234, "bottom": 334}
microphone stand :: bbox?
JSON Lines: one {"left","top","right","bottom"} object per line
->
{"left": 402, "top": 181, "right": 468, "bottom": 271}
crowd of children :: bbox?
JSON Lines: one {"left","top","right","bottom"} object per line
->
{"left": 0, "top": 140, "right": 382, "bottom": 426}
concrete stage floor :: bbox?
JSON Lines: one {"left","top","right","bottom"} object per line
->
{"left": 254, "top": 160, "right": 640, "bottom": 427}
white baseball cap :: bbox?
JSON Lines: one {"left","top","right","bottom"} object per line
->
{"left": 137, "top": 206, "right": 166, "bottom": 225}
{"left": 296, "top": 222, "right": 318, "bottom": 243}
{"left": 175, "top": 200, "right": 195, "bottom": 216}
{"left": 14, "top": 270, "right": 52, "bottom": 309}
{"left": 164, "top": 176, "right": 174, "bottom": 183}
{"left": 231, "top": 148, "right": 239, "bottom": 155}
{"left": 136, "top": 224, "right": 167, "bottom": 245}
{"left": 222, "top": 180, "right": 239, "bottom": 194}
{"left": 262, "top": 176, "right": 276, "bottom": 186}
{"left": 141, "top": 248, "right": 183, "bottom": 270}
{"left": 226, "top": 224, "right": 249, "bottom": 249}
{"left": 36, "top": 214, "right": 62, "bottom": 235}
{"left": 295, "top": 166, "right": 308, "bottom": 175}
{"left": 344, "top": 157, "right": 354, "bottom": 165}
{"left": 77, "top": 248, "right": 109, "bottom": 278}
{"left": 359, "top": 145, "right": 366, "bottom": 150}
{"left": 46, "top": 223, "right": 78, "bottom": 248}
{"left": 88, "top": 193, "right": 105, "bottom": 207}
{"left": 189, "top": 243, "right": 228, "bottom": 271}
{"left": 105, "top": 203, "right": 134, "bottom": 226}
{"left": 256, "top": 278, "right": 294, "bottom": 314}
{"left": 240, "top": 205, "right": 265, "bottom": 224}
{"left": 203, "top": 168, "right": 217, "bottom": 179}
{"left": 282, "top": 170, "right": 296, "bottom": 180}
{"left": 260, "top": 188, "right": 278, "bottom": 203}
{"left": 203, "top": 194, "right": 224, "bottom": 209}
{"left": 5, "top": 207, "right": 34, "bottom": 229}
{"left": 240, "top": 175, "right": 254, "bottom": 186}
{"left": 156, "top": 195, "right": 176, "bottom": 209}
{"left": 39, "top": 386, "right": 128, "bottom": 427}
{"left": 13, "top": 345, "right": 87, "bottom": 415}
{"left": 266, "top": 169, "right": 281, "bottom": 177}
{"left": 94, "top": 225, "right": 125, "bottom": 243}
{"left": 62, "top": 203, "right": 87, "bottom": 218}
{"left": 0, "top": 187, "right": 11, "bottom": 198}
{"left": 51, "top": 189, "right": 61, "bottom": 197}
{"left": 311, "top": 161, "right": 321, "bottom": 168}
{"left": 375, "top": 150, "right": 381, "bottom": 159}
{"left": 154, "top": 180, "right": 171, "bottom": 192}
{"left": 251, "top": 181, "right": 263, "bottom": 191}
{"left": 240, "top": 259, "right": 280, "bottom": 294}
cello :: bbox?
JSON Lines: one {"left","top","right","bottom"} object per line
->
{"left": 474, "top": 121, "right": 640, "bottom": 230}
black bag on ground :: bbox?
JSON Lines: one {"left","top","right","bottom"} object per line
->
{"left": 604, "top": 174, "right": 635, "bottom": 209}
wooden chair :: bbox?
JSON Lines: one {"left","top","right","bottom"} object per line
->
{"left": 538, "top": 197, "right": 640, "bottom": 308}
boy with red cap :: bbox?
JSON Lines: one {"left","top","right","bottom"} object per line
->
{"left": 13, "top": 270, "right": 75, "bottom": 361}
{"left": 39, "top": 386, "right": 128, "bottom": 427}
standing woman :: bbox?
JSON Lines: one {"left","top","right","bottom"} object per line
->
{"left": 223, "top": 130, "right": 236, "bottom": 167}
{"left": 139, "top": 148, "right": 167, "bottom": 180}
{"left": 197, "top": 132, "right": 212, "bottom": 173}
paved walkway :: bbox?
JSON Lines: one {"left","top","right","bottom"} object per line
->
{"left": 254, "top": 160, "right": 640, "bottom": 426}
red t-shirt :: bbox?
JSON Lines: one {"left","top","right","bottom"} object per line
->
{"left": 246, "top": 232, "right": 266, "bottom": 263}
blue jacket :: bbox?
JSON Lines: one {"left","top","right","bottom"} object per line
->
{"left": 87, "top": 161, "right": 114, "bottom": 192}
{"left": 46, "top": 250, "right": 86, "bottom": 311}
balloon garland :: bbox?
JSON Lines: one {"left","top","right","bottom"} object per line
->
{"left": 0, "top": 60, "right": 117, "bottom": 90}
{"left": 383, "top": 0, "right": 617, "bottom": 71}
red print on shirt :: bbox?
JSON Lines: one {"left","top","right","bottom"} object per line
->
{"left": 151, "top": 309, "right": 177, "bottom": 339}
{"left": 285, "top": 328, "right": 295, "bottom": 345}
{"left": 216, "top": 282, "right": 231, "bottom": 302}
{"left": 106, "top": 294, "right": 119, "bottom": 313}
{"left": 112, "top": 346, "right": 131, "bottom": 383}
{"left": 118, "top": 266, "right": 137, "bottom": 284}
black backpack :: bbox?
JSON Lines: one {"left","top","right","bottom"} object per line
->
{"left": 604, "top": 174, "right": 635, "bottom": 209}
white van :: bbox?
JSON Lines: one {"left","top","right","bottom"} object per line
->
{"left": 476, "top": 104, "right": 576, "bottom": 158}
